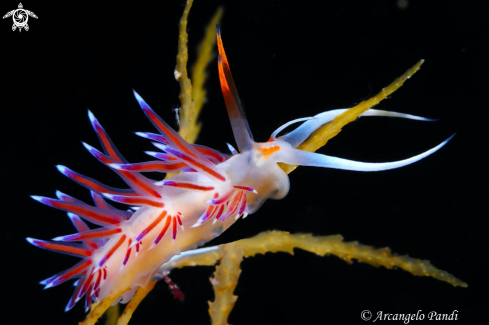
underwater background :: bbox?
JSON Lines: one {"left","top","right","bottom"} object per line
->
{"left": 2, "top": 0, "right": 487, "bottom": 324}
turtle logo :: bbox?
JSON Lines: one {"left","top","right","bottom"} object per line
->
{"left": 3, "top": 3, "right": 37, "bottom": 32}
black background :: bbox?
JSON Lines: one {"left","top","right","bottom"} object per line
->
{"left": 2, "top": 1, "right": 487, "bottom": 324}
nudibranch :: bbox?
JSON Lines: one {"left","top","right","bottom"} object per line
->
{"left": 27, "top": 24, "right": 454, "bottom": 315}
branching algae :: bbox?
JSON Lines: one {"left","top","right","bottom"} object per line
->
{"left": 27, "top": 1, "right": 466, "bottom": 324}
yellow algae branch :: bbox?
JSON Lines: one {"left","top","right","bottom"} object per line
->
{"left": 79, "top": 287, "right": 130, "bottom": 325}
{"left": 82, "top": 281, "right": 156, "bottom": 325}
{"left": 208, "top": 245, "right": 244, "bottom": 325}
{"left": 175, "top": 0, "right": 194, "bottom": 142}
{"left": 103, "top": 305, "right": 119, "bottom": 325}
{"left": 117, "top": 280, "right": 157, "bottom": 325}
{"left": 175, "top": 1, "right": 223, "bottom": 144}
{"left": 232, "top": 230, "right": 467, "bottom": 288}
{"left": 279, "top": 60, "right": 424, "bottom": 174}
{"left": 188, "top": 7, "right": 224, "bottom": 144}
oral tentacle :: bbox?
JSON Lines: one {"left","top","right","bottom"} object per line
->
{"left": 280, "top": 108, "right": 438, "bottom": 148}
{"left": 280, "top": 134, "right": 455, "bottom": 172}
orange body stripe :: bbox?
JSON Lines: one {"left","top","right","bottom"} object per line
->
{"left": 261, "top": 145, "right": 281, "bottom": 158}
{"left": 214, "top": 205, "right": 225, "bottom": 220}
{"left": 164, "top": 180, "right": 214, "bottom": 191}
{"left": 98, "top": 235, "right": 127, "bottom": 267}
{"left": 204, "top": 204, "right": 218, "bottom": 219}
{"left": 79, "top": 269, "right": 95, "bottom": 296}
{"left": 136, "top": 211, "right": 167, "bottom": 242}
{"left": 172, "top": 216, "right": 177, "bottom": 239}
{"left": 123, "top": 239, "right": 133, "bottom": 265}
{"left": 93, "top": 269, "right": 102, "bottom": 291}
{"left": 145, "top": 212, "right": 166, "bottom": 234}
{"left": 154, "top": 214, "right": 172, "bottom": 244}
